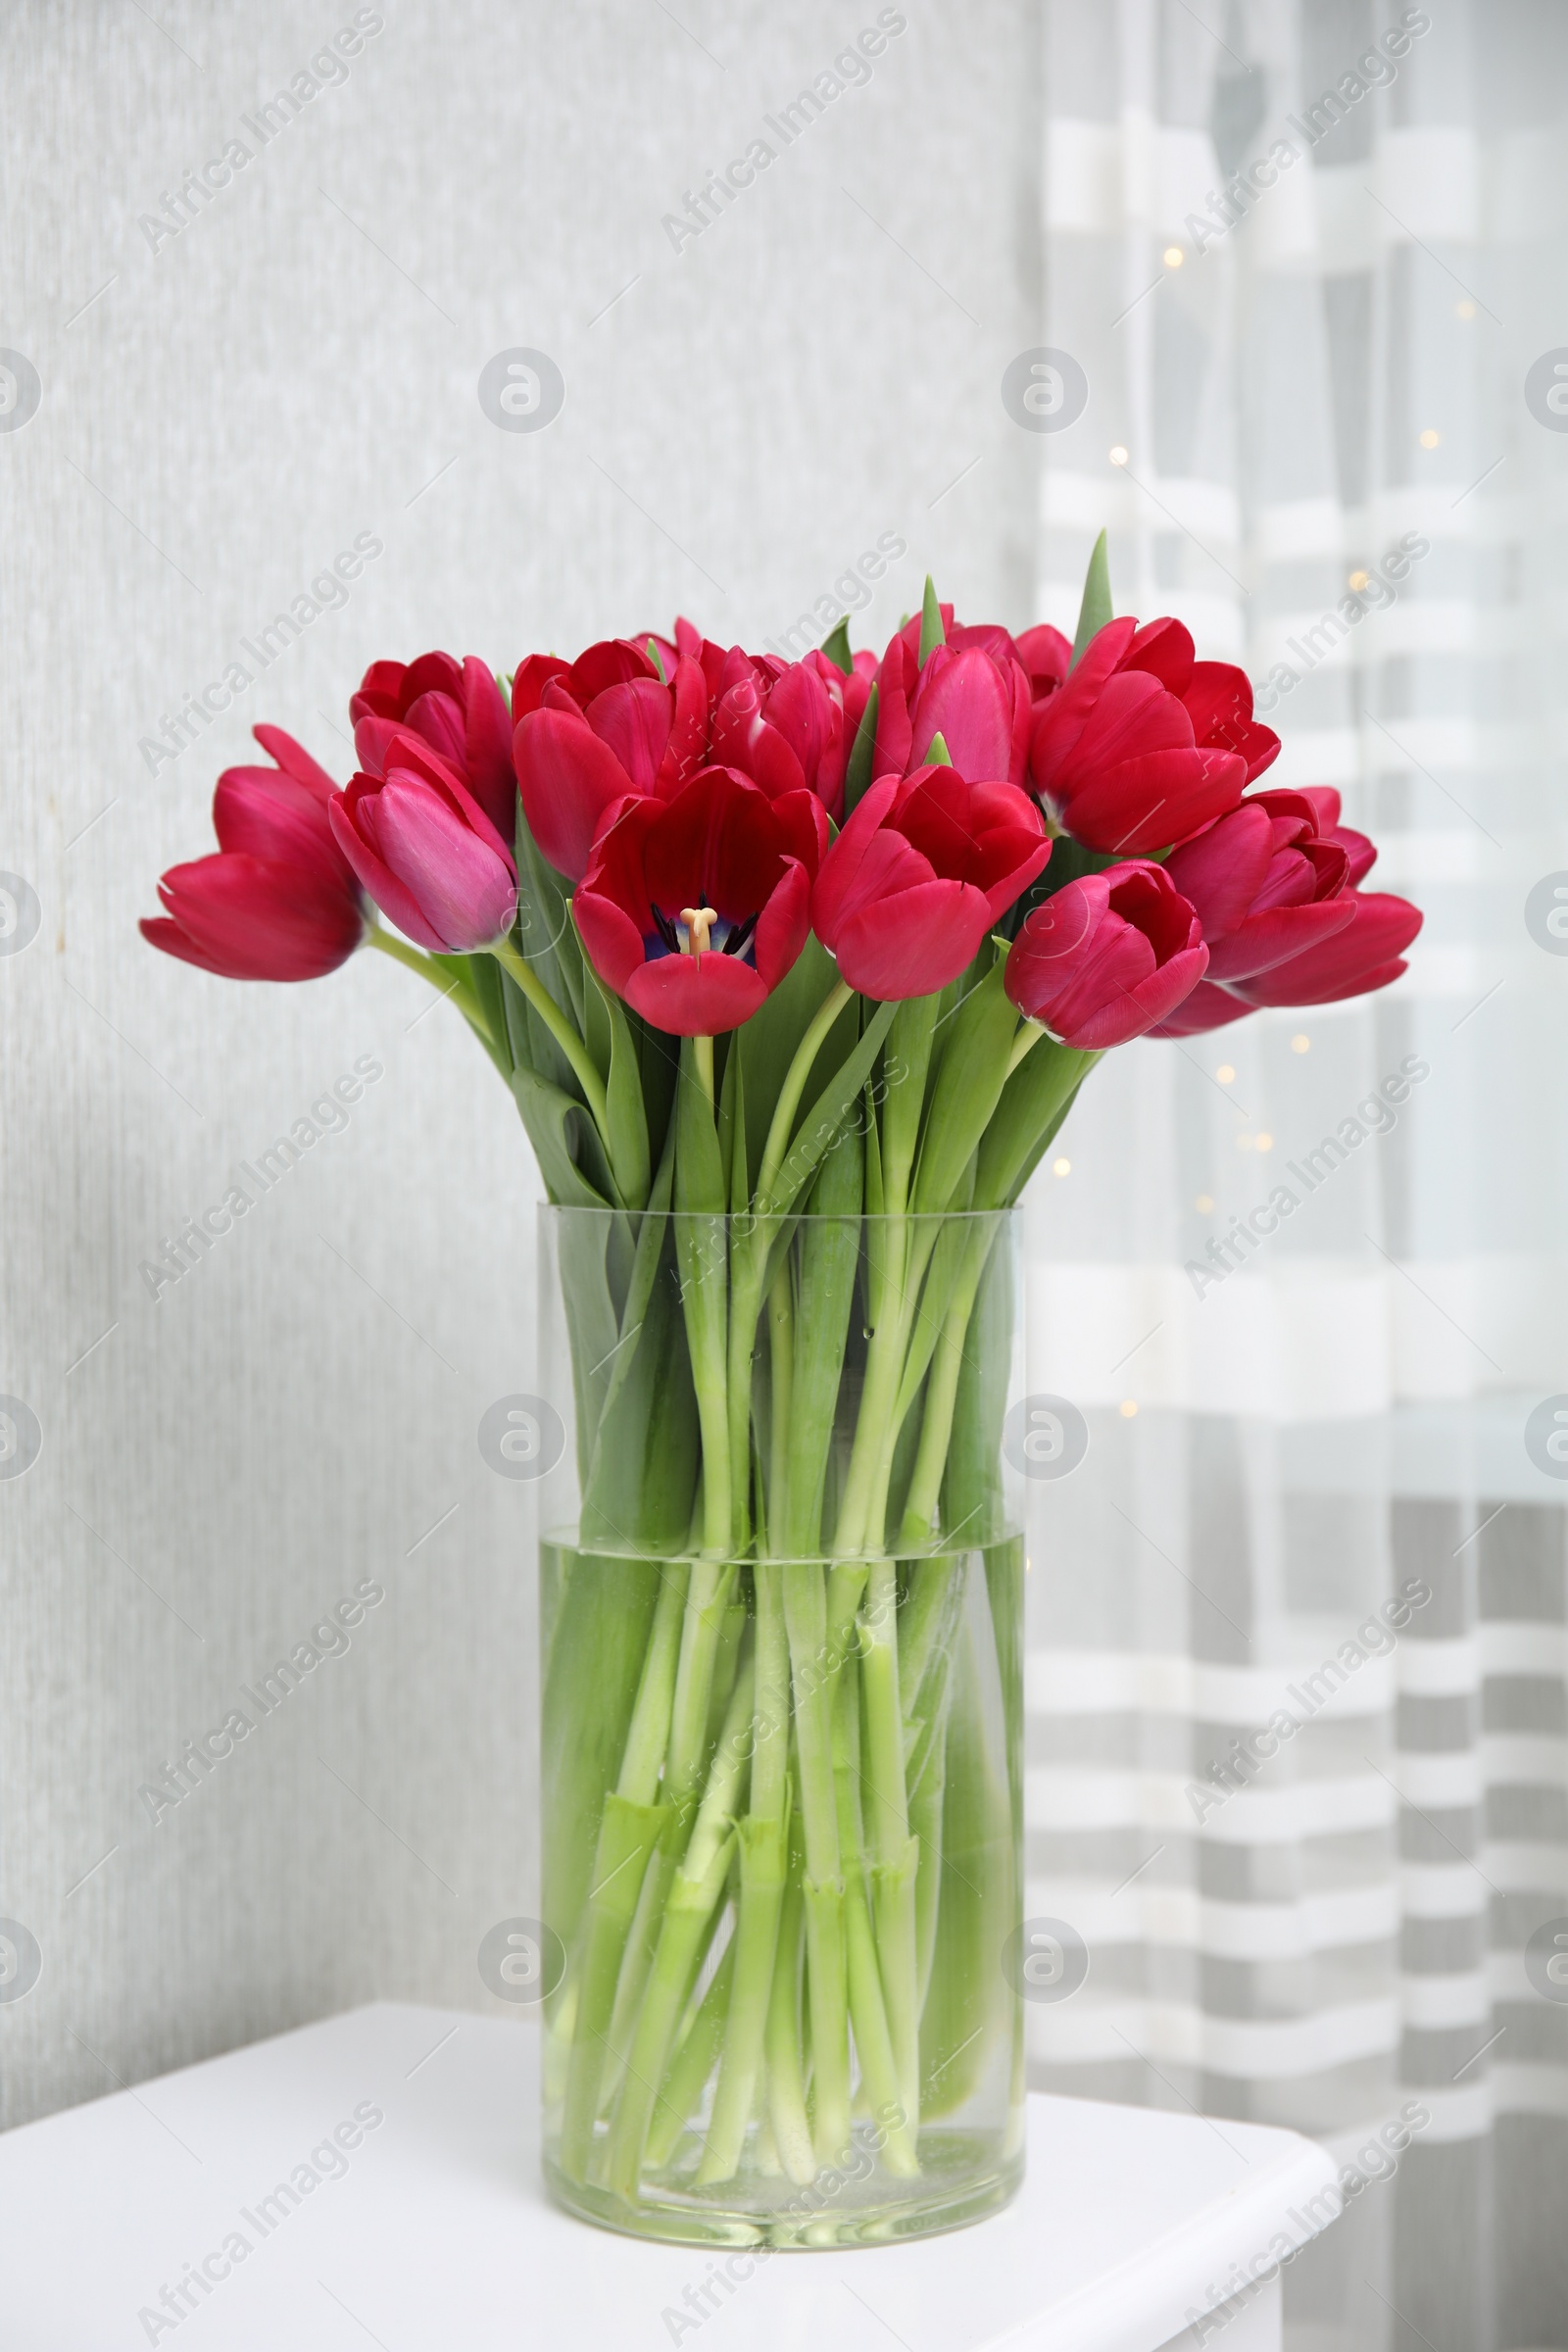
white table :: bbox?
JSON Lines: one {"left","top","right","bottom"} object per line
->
{"left": 0, "top": 2002, "right": 1340, "bottom": 2351}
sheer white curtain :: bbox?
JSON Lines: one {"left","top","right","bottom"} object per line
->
{"left": 1023, "top": 4, "right": 1568, "bottom": 2346}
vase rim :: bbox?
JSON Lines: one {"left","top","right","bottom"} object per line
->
{"left": 536, "top": 1204, "right": 1021, "bottom": 1222}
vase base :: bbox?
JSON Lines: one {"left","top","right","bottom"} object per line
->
{"left": 543, "top": 2132, "right": 1024, "bottom": 2249}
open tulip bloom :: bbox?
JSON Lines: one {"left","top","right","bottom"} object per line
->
{"left": 142, "top": 543, "right": 1422, "bottom": 2227}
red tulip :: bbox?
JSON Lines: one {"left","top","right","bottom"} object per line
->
{"left": 574, "top": 766, "right": 825, "bottom": 1036}
{"left": 330, "top": 732, "right": 517, "bottom": 954}
{"left": 1163, "top": 790, "right": 1359, "bottom": 984}
{"left": 1221, "top": 890, "right": 1422, "bottom": 1007}
{"left": 1013, "top": 622, "right": 1071, "bottom": 709}
{"left": 710, "top": 647, "right": 852, "bottom": 817}
{"left": 639, "top": 616, "right": 729, "bottom": 701}
{"left": 350, "top": 653, "right": 515, "bottom": 846}
{"left": 1145, "top": 978, "right": 1252, "bottom": 1036}
{"left": 1029, "top": 616, "right": 1275, "bottom": 855}
{"left": 873, "top": 622, "right": 1033, "bottom": 788}
{"left": 141, "top": 726, "right": 367, "bottom": 981}
{"left": 1004, "top": 861, "right": 1208, "bottom": 1048}
{"left": 1151, "top": 893, "right": 1421, "bottom": 1031}
{"left": 1287, "top": 785, "right": 1378, "bottom": 884}
{"left": 811, "top": 763, "right": 1051, "bottom": 1000}
{"left": 513, "top": 638, "right": 708, "bottom": 881}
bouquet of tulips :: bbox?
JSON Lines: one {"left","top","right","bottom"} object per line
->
{"left": 144, "top": 541, "right": 1421, "bottom": 2232}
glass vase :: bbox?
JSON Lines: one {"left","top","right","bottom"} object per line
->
{"left": 537, "top": 1202, "right": 1026, "bottom": 2248}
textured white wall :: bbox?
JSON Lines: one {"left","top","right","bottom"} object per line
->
{"left": 0, "top": 0, "right": 1041, "bottom": 2125}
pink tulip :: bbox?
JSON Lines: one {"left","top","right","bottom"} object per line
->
{"left": 873, "top": 622, "right": 1033, "bottom": 788}
{"left": 1163, "top": 790, "right": 1357, "bottom": 984}
{"left": 330, "top": 733, "right": 517, "bottom": 953}
{"left": 1221, "top": 889, "right": 1423, "bottom": 1007}
{"left": 141, "top": 726, "right": 367, "bottom": 981}
{"left": 350, "top": 653, "right": 515, "bottom": 846}
{"left": 1005, "top": 861, "right": 1208, "bottom": 1048}
{"left": 1150, "top": 789, "right": 1418, "bottom": 1032}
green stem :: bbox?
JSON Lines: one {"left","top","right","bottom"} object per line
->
{"left": 765, "top": 1260, "right": 793, "bottom": 1544}
{"left": 491, "top": 932, "right": 612, "bottom": 1143}
{"left": 697, "top": 1806, "right": 789, "bottom": 2182}
{"left": 698, "top": 1563, "right": 791, "bottom": 2182}
{"left": 644, "top": 1939, "right": 737, "bottom": 2173}
{"left": 366, "top": 925, "right": 462, "bottom": 991}
{"left": 754, "top": 980, "right": 854, "bottom": 1211}
{"left": 833, "top": 1662, "right": 919, "bottom": 2175}
{"left": 1004, "top": 1017, "right": 1045, "bottom": 1079}
{"left": 898, "top": 1223, "right": 995, "bottom": 1550}
{"left": 780, "top": 1564, "right": 851, "bottom": 2164}
{"left": 601, "top": 1561, "right": 736, "bottom": 2102}
{"left": 763, "top": 1839, "right": 815, "bottom": 2185}
{"left": 557, "top": 1565, "right": 689, "bottom": 2179}
{"left": 859, "top": 1558, "right": 921, "bottom": 2129}
{"left": 619, "top": 1567, "right": 692, "bottom": 1804}
{"left": 693, "top": 1031, "right": 714, "bottom": 1110}
{"left": 605, "top": 1654, "right": 755, "bottom": 2197}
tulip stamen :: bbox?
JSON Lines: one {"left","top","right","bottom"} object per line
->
{"left": 679, "top": 905, "right": 719, "bottom": 957}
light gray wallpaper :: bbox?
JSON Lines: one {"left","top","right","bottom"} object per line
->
{"left": 0, "top": 0, "right": 1043, "bottom": 2127}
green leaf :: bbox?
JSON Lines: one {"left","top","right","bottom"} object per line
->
{"left": 581, "top": 953, "right": 651, "bottom": 1212}
{"left": 991, "top": 1066, "right": 1092, "bottom": 1204}
{"left": 843, "top": 682, "right": 879, "bottom": 818}
{"left": 509, "top": 1059, "right": 616, "bottom": 1209}
{"left": 776, "top": 1116, "right": 863, "bottom": 1555}
{"left": 918, "top": 574, "right": 945, "bottom": 664}
{"left": 580, "top": 1148, "right": 700, "bottom": 1553}
{"left": 1068, "top": 527, "right": 1113, "bottom": 669}
{"left": 911, "top": 960, "right": 1019, "bottom": 1216}
{"left": 737, "top": 935, "right": 857, "bottom": 1193}
{"left": 819, "top": 615, "right": 854, "bottom": 675}
{"left": 431, "top": 951, "right": 513, "bottom": 1080}
{"left": 514, "top": 802, "right": 586, "bottom": 1031}
{"left": 592, "top": 1129, "right": 675, "bottom": 1439}
{"left": 925, "top": 730, "right": 953, "bottom": 766}
{"left": 647, "top": 635, "right": 667, "bottom": 683}
{"left": 637, "top": 1018, "right": 679, "bottom": 1175}
{"left": 881, "top": 993, "right": 939, "bottom": 1217}
{"left": 760, "top": 998, "right": 896, "bottom": 1220}
{"left": 973, "top": 1040, "right": 1095, "bottom": 1210}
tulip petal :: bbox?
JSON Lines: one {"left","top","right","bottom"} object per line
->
{"left": 808, "top": 775, "right": 904, "bottom": 944}
{"left": 514, "top": 707, "right": 643, "bottom": 881}
{"left": 1149, "top": 978, "right": 1253, "bottom": 1037}
{"left": 751, "top": 856, "right": 811, "bottom": 993}
{"left": 462, "top": 656, "right": 520, "bottom": 841}
{"left": 150, "top": 854, "right": 366, "bottom": 980}
{"left": 372, "top": 777, "right": 517, "bottom": 952}
{"left": 833, "top": 876, "right": 994, "bottom": 1000}
{"left": 909, "top": 647, "right": 1012, "bottom": 781}
{"left": 403, "top": 686, "right": 468, "bottom": 773}
{"left": 251, "top": 725, "right": 339, "bottom": 803}
{"left": 1203, "top": 896, "right": 1358, "bottom": 982}
{"left": 586, "top": 678, "right": 673, "bottom": 795}
{"left": 212, "top": 768, "right": 351, "bottom": 892}
{"left": 622, "top": 951, "right": 766, "bottom": 1037}
{"left": 1229, "top": 892, "right": 1421, "bottom": 1004}
{"left": 330, "top": 793, "right": 448, "bottom": 952}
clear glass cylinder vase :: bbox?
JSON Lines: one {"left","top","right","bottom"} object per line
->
{"left": 537, "top": 1202, "right": 1026, "bottom": 2248}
